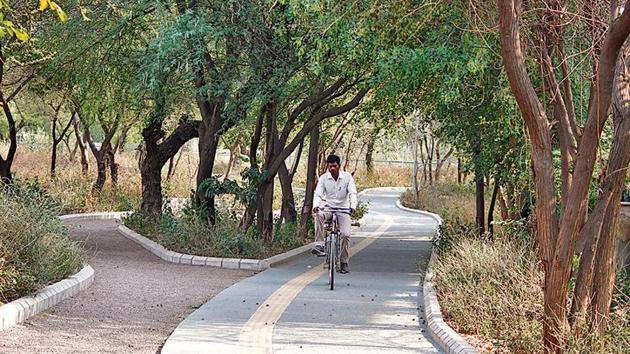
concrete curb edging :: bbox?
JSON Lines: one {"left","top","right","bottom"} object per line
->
{"left": 0, "top": 265, "right": 94, "bottom": 331}
{"left": 117, "top": 224, "right": 311, "bottom": 271}
{"left": 396, "top": 200, "right": 478, "bottom": 354}
{"left": 59, "top": 211, "right": 131, "bottom": 222}
{"left": 0, "top": 212, "right": 125, "bottom": 331}
{"left": 115, "top": 187, "right": 376, "bottom": 271}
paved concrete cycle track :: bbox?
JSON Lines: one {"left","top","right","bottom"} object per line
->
{"left": 162, "top": 188, "right": 441, "bottom": 353}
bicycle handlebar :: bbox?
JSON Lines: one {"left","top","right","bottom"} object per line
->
{"left": 317, "top": 206, "right": 352, "bottom": 214}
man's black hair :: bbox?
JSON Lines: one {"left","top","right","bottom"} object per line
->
{"left": 326, "top": 154, "right": 341, "bottom": 165}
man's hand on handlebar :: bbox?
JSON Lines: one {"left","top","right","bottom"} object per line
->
{"left": 312, "top": 206, "right": 355, "bottom": 216}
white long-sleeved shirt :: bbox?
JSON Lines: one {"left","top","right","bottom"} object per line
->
{"left": 313, "top": 171, "right": 358, "bottom": 210}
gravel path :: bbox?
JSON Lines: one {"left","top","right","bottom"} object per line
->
{"left": 0, "top": 219, "right": 253, "bottom": 354}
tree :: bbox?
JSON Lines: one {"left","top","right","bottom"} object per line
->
{"left": 496, "top": 0, "right": 630, "bottom": 349}
{"left": 0, "top": 1, "right": 67, "bottom": 182}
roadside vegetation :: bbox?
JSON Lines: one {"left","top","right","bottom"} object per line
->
{"left": 0, "top": 183, "right": 84, "bottom": 304}
{"left": 402, "top": 186, "right": 630, "bottom": 353}
{"left": 1, "top": 1, "right": 629, "bottom": 352}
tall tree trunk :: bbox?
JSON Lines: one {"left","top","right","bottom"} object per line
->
{"left": 196, "top": 126, "right": 220, "bottom": 224}
{"left": 475, "top": 170, "right": 485, "bottom": 236}
{"left": 279, "top": 162, "right": 297, "bottom": 223}
{"left": 93, "top": 157, "right": 107, "bottom": 194}
{"left": 435, "top": 146, "right": 453, "bottom": 183}
{"left": 365, "top": 129, "right": 378, "bottom": 174}
{"left": 74, "top": 120, "right": 89, "bottom": 176}
{"left": 488, "top": 176, "right": 500, "bottom": 238}
{"left": 457, "top": 157, "right": 462, "bottom": 184}
{"left": 141, "top": 115, "right": 200, "bottom": 217}
{"left": 106, "top": 145, "right": 118, "bottom": 187}
{"left": 299, "top": 126, "right": 319, "bottom": 239}
{"left": 498, "top": 1, "right": 630, "bottom": 350}
{"left": 571, "top": 39, "right": 630, "bottom": 332}
{"left": 141, "top": 154, "right": 163, "bottom": 216}
{"left": 240, "top": 106, "right": 266, "bottom": 233}
{"left": 258, "top": 180, "right": 275, "bottom": 241}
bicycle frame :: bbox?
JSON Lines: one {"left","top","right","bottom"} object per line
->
{"left": 320, "top": 207, "right": 350, "bottom": 290}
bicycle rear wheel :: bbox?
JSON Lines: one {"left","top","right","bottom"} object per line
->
{"left": 329, "top": 235, "right": 336, "bottom": 290}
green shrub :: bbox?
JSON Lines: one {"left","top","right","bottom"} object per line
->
{"left": 0, "top": 183, "right": 84, "bottom": 304}
{"left": 124, "top": 200, "right": 308, "bottom": 259}
{"left": 434, "top": 236, "right": 544, "bottom": 352}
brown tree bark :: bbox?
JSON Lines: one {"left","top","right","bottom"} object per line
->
{"left": 278, "top": 140, "right": 303, "bottom": 224}
{"left": 73, "top": 119, "right": 89, "bottom": 176}
{"left": 141, "top": 112, "right": 200, "bottom": 216}
{"left": 435, "top": 145, "right": 453, "bottom": 183}
{"left": 498, "top": 0, "right": 630, "bottom": 350}
{"left": 223, "top": 137, "right": 240, "bottom": 180}
{"left": 488, "top": 176, "right": 500, "bottom": 238}
{"left": 475, "top": 170, "right": 485, "bottom": 236}
{"left": 299, "top": 126, "right": 320, "bottom": 239}
{"left": 84, "top": 120, "right": 119, "bottom": 195}
{"left": 0, "top": 48, "right": 17, "bottom": 184}
{"left": 365, "top": 127, "right": 378, "bottom": 174}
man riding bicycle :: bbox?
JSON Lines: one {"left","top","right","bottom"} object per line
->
{"left": 311, "top": 154, "right": 358, "bottom": 274}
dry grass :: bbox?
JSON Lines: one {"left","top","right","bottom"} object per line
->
{"left": 434, "top": 237, "right": 543, "bottom": 353}
{"left": 434, "top": 233, "right": 630, "bottom": 353}
{"left": 399, "top": 182, "right": 476, "bottom": 222}
{"left": 403, "top": 180, "right": 630, "bottom": 353}
{"left": 0, "top": 184, "right": 84, "bottom": 304}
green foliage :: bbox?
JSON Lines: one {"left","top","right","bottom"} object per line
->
{"left": 124, "top": 197, "right": 307, "bottom": 259}
{"left": 354, "top": 200, "right": 369, "bottom": 221}
{"left": 0, "top": 182, "right": 84, "bottom": 304}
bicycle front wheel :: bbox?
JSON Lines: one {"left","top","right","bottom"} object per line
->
{"left": 329, "top": 236, "right": 336, "bottom": 290}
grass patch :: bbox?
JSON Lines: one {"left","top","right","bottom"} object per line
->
{"left": 400, "top": 183, "right": 476, "bottom": 221}
{"left": 434, "top": 231, "right": 630, "bottom": 353}
{"left": 0, "top": 182, "right": 84, "bottom": 304}
{"left": 434, "top": 234, "right": 543, "bottom": 352}
{"left": 124, "top": 203, "right": 309, "bottom": 259}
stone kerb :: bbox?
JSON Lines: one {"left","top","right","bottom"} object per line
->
{"left": 396, "top": 200, "right": 478, "bottom": 354}
{"left": 0, "top": 212, "right": 138, "bottom": 331}
{"left": 0, "top": 265, "right": 94, "bottom": 331}
{"left": 116, "top": 187, "right": 377, "bottom": 271}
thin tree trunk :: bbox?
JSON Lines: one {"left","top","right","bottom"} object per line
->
{"left": 74, "top": 119, "right": 89, "bottom": 176}
{"left": 497, "top": 186, "right": 510, "bottom": 221}
{"left": 223, "top": 138, "right": 240, "bottom": 180}
{"left": 571, "top": 39, "right": 630, "bottom": 332}
{"left": 299, "top": 125, "right": 320, "bottom": 239}
{"left": 488, "top": 176, "right": 500, "bottom": 238}
{"left": 365, "top": 129, "right": 378, "bottom": 174}
{"left": 106, "top": 145, "right": 118, "bottom": 187}
{"left": 475, "top": 170, "right": 485, "bottom": 236}
{"left": 279, "top": 162, "right": 297, "bottom": 223}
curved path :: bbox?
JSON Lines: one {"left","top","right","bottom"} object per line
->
{"left": 163, "top": 188, "right": 441, "bottom": 353}
{"left": 0, "top": 219, "right": 253, "bottom": 353}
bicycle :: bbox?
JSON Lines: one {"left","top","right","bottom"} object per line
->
{"left": 321, "top": 207, "right": 351, "bottom": 290}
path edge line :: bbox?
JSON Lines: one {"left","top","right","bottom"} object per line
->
{"left": 0, "top": 265, "right": 94, "bottom": 331}
{"left": 396, "top": 199, "right": 478, "bottom": 354}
